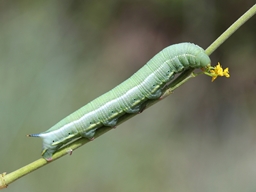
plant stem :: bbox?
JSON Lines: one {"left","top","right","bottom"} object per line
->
{"left": 0, "top": 4, "right": 255, "bottom": 190}
{"left": 0, "top": 70, "right": 196, "bottom": 189}
{"left": 205, "top": 4, "right": 256, "bottom": 55}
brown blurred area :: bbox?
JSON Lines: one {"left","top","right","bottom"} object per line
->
{"left": 0, "top": 1, "right": 255, "bottom": 192}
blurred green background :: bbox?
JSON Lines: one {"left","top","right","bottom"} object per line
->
{"left": 0, "top": 1, "right": 256, "bottom": 192}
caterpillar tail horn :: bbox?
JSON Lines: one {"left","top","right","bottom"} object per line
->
{"left": 27, "top": 133, "right": 41, "bottom": 137}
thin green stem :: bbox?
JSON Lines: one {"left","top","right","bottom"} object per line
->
{"left": 0, "top": 4, "right": 255, "bottom": 190}
{"left": 205, "top": 4, "right": 256, "bottom": 55}
{"left": 0, "top": 70, "right": 196, "bottom": 189}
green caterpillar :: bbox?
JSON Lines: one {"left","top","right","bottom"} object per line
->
{"left": 28, "top": 42, "right": 211, "bottom": 161}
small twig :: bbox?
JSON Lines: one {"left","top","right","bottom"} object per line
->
{"left": 205, "top": 4, "right": 256, "bottom": 55}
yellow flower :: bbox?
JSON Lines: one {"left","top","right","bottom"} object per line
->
{"left": 203, "top": 62, "right": 230, "bottom": 82}
{"left": 223, "top": 68, "right": 230, "bottom": 78}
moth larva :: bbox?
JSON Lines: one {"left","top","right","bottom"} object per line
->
{"left": 28, "top": 42, "right": 211, "bottom": 161}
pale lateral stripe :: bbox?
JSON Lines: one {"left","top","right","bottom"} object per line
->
{"left": 40, "top": 57, "right": 178, "bottom": 138}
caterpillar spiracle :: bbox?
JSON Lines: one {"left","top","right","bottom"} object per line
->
{"left": 28, "top": 42, "right": 211, "bottom": 161}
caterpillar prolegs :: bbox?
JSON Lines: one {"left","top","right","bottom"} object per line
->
{"left": 28, "top": 42, "right": 211, "bottom": 161}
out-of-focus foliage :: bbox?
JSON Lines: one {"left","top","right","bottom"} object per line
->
{"left": 0, "top": 1, "right": 255, "bottom": 192}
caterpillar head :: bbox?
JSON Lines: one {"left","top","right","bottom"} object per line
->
{"left": 195, "top": 49, "right": 211, "bottom": 68}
